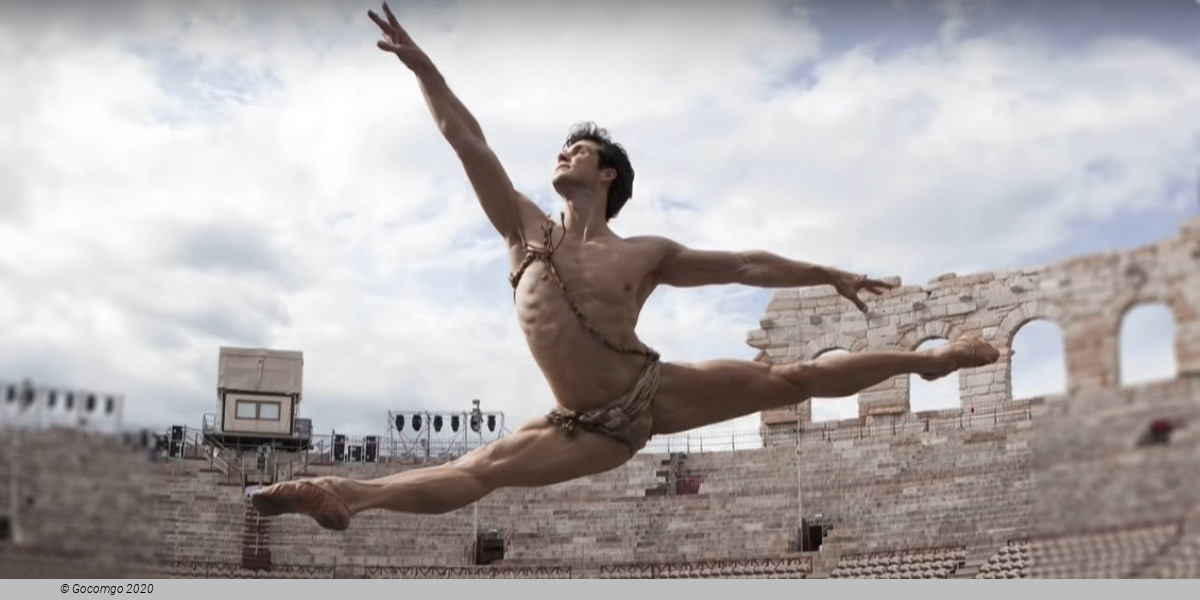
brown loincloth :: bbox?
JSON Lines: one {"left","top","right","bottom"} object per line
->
{"left": 545, "top": 357, "right": 661, "bottom": 455}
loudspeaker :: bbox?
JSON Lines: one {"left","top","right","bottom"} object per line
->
{"left": 364, "top": 436, "right": 378, "bottom": 463}
{"left": 474, "top": 529, "right": 506, "bottom": 565}
{"left": 799, "top": 520, "right": 825, "bottom": 552}
{"left": 333, "top": 434, "right": 346, "bottom": 461}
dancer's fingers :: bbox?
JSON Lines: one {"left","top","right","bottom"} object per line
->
{"left": 377, "top": 41, "right": 405, "bottom": 54}
{"left": 368, "top": 10, "right": 393, "bottom": 36}
{"left": 382, "top": 2, "right": 413, "bottom": 44}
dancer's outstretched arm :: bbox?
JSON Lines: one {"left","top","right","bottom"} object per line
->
{"left": 369, "top": 3, "right": 545, "bottom": 245}
{"left": 644, "top": 237, "right": 895, "bottom": 313}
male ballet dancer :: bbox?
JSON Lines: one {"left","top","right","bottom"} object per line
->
{"left": 250, "top": 3, "right": 1000, "bottom": 530}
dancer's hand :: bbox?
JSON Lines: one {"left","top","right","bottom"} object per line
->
{"left": 369, "top": 2, "right": 432, "bottom": 72}
{"left": 828, "top": 269, "right": 894, "bottom": 313}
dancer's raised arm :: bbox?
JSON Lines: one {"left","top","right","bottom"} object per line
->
{"left": 369, "top": 3, "right": 545, "bottom": 245}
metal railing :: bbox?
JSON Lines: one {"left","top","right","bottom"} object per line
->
{"left": 639, "top": 428, "right": 775, "bottom": 454}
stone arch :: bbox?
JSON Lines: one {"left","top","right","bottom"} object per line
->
{"left": 1009, "top": 319, "right": 1068, "bottom": 400}
{"left": 1111, "top": 262, "right": 1192, "bottom": 317}
{"left": 1112, "top": 288, "right": 1189, "bottom": 333}
{"left": 998, "top": 301, "right": 1068, "bottom": 400}
{"left": 1117, "top": 299, "right": 1178, "bottom": 386}
{"left": 809, "top": 348, "right": 860, "bottom": 423}
{"left": 803, "top": 331, "right": 867, "bottom": 361}
{"left": 896, "top": 321, "right": 965, "bottom": 413}
{"left": 897, "top": 320, "right": 965, "bottom": 352}
{"left": 999, "top": 300, "right": 1068, "bottom": 350}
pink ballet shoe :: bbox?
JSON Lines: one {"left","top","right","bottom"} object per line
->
{"left": 919, "top": 336, "right": 1000, "bottom": 382}
{"left": 250, "top": 479, "right": 351, "bottom": 531}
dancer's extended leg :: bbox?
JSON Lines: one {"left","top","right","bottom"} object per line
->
{"left": 651, "top": 335, "right": 999, "bottom": 434}
{"left": 251, "top": 417, "right": 631, "bottom": 529}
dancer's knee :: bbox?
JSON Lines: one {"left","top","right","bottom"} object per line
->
{"left": 452, "top": 453, "right": 501, "bottom": 495}
{"left": 770, "top": 360, "right": 820, "bottom": 395}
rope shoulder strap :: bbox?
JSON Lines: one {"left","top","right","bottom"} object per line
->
{"left": 509, "top": 215, "right": 658, "bottom": 362}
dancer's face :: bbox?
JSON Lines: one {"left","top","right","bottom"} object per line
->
{"left": 552, "top": 141, "right": 609, "bottom": 181}
{"left": 552, "top": 140, "right": 613, "bottom": 190}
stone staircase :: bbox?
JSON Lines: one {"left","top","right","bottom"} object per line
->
{"left": 645, "top": 453, "right": 688, "bottom": 497}
{"left": 241, "top": 499, "right": 271, "bottom": 571}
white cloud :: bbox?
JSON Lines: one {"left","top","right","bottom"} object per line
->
{"left": 936, "top": 0, "right": 968, "bottom": 45}
{"left": 0, "top": 1, "right": 1195, "bottom": 443}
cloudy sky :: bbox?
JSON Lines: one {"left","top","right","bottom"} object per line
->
{"left": 1, "top": 0, "right": 1195, "bottom": 447}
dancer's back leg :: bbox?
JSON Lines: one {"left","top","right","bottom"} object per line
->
{"left": 251, "top": 416, "right": 632, "bottom": 529}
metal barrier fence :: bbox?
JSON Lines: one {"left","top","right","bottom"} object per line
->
{"left": 640, "top": 428, "right": 773, "bottom": 453}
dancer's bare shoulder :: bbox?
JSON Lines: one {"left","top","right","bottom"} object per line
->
{"left": 622, "top": 235, "right": 684, "bottom": 261}
{"left": 623, "top": 235, "right": 743, "bottom": 288}
{"left": 620, "top": 235, "right": 688, "bottom": 277}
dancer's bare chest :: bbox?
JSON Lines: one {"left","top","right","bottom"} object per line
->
{"left": 510, "top": 238, "right": 654, "bottom": 346}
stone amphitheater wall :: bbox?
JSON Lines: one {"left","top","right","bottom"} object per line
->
{"left": 0, "top": 219, "right": 1196, "bottom": 577}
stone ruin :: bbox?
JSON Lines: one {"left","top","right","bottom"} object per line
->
{"left": 0, "top": 217, "right": 1197, "bottom": 579}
